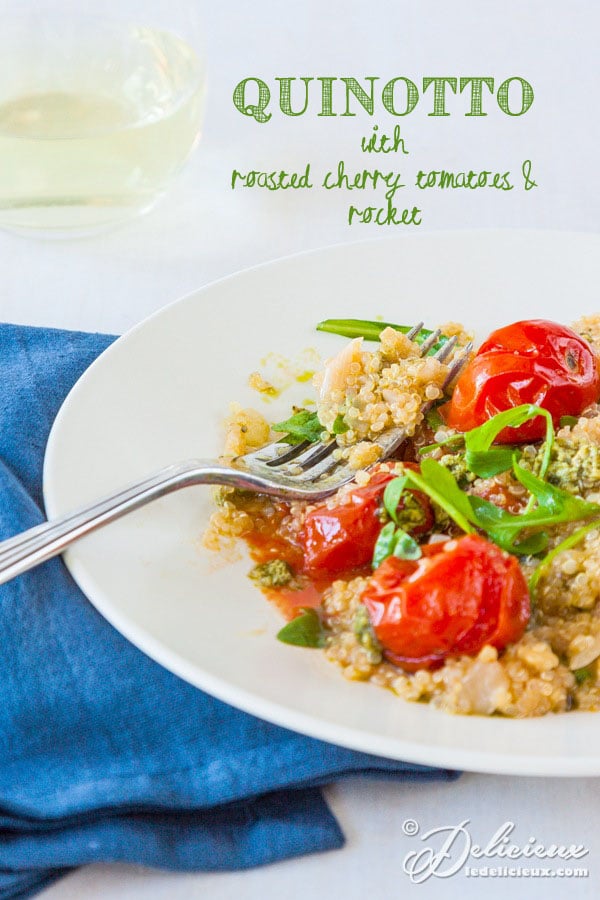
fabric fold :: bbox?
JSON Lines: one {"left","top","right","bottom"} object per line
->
{"left": 0, "top": 323, "right": 457, "bottom": 899}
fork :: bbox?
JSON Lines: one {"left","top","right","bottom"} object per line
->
{"left": 0, "top": 324, "right": 472, "bottom": 585}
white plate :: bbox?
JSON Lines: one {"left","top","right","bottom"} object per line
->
{"left": 44, "top": 231, "right": 600, "bottom": 777}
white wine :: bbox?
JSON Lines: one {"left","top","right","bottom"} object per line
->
{"left": 0, "top": 25, "right": 205, "bottom": 233}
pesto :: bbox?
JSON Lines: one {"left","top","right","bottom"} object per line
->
{"left": 438, "top": 451, "right": 477, "bottom": 488}
{"left": 353, "top": 605, "right": 383, "bottom": 664}
{"left": 249, "top": 559, "right": 296, "bottom": 589}
{"left": 520, "top": 435, "right": 600, "bottom": 495}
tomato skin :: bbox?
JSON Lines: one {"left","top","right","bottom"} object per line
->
{"left": 445, "top": 319, "right": 600, "bottom": 442}
{"left": 361, "top": 534, "right": 530, "bottom": 671}
{"left": 301, "top": 465, "right": 433, "bottom": 576}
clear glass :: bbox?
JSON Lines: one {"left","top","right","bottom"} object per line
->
{"left": 0, "top": 0, "right": 206, "bottom": 236}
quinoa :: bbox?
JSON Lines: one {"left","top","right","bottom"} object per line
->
{"left": 314, "top": 327, "right": 450, "bottom": 450}
{"left": 222, "top": 403, "right": 271, "bottom": 457}
{"left": 439, "top": 320, "right": 474, "bottom": 347}
{"left": 205, "top": 313, "right": 600, "bottom": 718}
{"left": 534, "top": 530, "right": 600, "bottom": 614}
{"left": 573, "top": 315, "right": 600, "bottom": 354}
{"left": 321, "top": 575, "right": 579, "bottom": 717}
{"left": 345, "top": 441, "right": 383, "bottom": 470}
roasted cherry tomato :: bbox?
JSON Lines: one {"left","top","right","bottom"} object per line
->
{"left": 361, "top": 534, "right": 530, "bottom": 671}
{"left": 445, "top": 319, "right": 600, "bottom": 442}
{"left": 301, "top": 464, "right": 433, "bottom": 576}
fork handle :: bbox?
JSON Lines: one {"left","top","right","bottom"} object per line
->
{"left": 0, "top": 459, "right": 266, "bottom": 587}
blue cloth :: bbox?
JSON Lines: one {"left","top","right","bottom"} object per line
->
{"left": 0, "top": 323, "right": 458, "bottom": 898}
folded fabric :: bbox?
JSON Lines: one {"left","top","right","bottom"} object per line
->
{"left": 0, "top": 323, "right": 458, "bottom": 899}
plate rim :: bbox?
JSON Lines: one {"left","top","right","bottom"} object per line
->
{"left": 43, "top": 225, "right": 600, "bottom": 440}
{"left": 43, "top": 229, "right": 600, "bottom": 778}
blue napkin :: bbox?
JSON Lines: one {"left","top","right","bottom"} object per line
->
{"left": 0, "top": 322, "right": 458, "bottom": 898}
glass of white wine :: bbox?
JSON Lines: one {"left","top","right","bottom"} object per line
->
{"left": 0, "top": 0, "right": 206, "bottom": 235}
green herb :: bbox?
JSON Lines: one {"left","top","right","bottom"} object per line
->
{"left": 574, "top": 665, "right": 595, "bottom": 684}
{"left": 419, "top": 404, "right": 555, "bottom": 481}
{"left": 372, "top": 522, "right": 398, "bottom": 568}
{"left": 381, "top": 457, "right": 600, "bottom": 561}
{"left": 464, "top": 446, "right": 516, "bottom": 479}
{"left": 425, "top": 405, "right": 445, "bottom": 431}
{"left": 466, "top": 493, "right": 550, "bottom": 556}
{"left": 560, "top": 415, "right": 579, "bottom": 428}
{"left": 276, "top": 608, "right": 326, "bottom": 648}
{"left": 509, "top": 532, "right": 550, "bottom": 555}
{"left": 466, "top": 460, "right": 600, "bottom": 555}
{"left": 514, "top": 461, "right": 599, "bottom": 523}
{"left": 316, "top": 319, "right": 448, "bottom": 353}
{"left": 379, "top": 465, "right": 475, "bottom": 544}
{"left": 419, "top": 434, "right": 465, "bottom": 455}
{"left": 272, "top": 409, "right": 323, "bottom": 444}
{"left": 435, "top": 452, "right": 477, "bottom": 488}
{"left": 463, "top": 405, "right": 554, "bottom": 480}
{"left": 404, "top": 458, "right": 479, "bottom": 534}
{"left": 331, "top": 413, "right": 349, "bottom": 435}
{"left": 372, "top": 521, "right": 422, "bottom": 568}
{"left": 383, "top": 476, "right": 408, "bottom": 524}
{"left": 528, "top": 518, "right": 600, "bottom": 597}
{"left": 393, "top": 529, "right": 422, "bottom": 560}
{"left": 375, "top": 480, "right": 423, "bottom": 567}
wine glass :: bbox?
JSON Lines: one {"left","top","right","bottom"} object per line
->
{"left": 0, "top": 0, "right": 206, "bottom": 235}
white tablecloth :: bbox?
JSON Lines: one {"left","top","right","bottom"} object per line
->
{"left": 3, "top": 0, "right": 598, "bottom": 897}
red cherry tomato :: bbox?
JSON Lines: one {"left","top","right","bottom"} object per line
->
{"left": 301, "top": 465, "right": 433, "bottom": 576}
{"left": 361, "top": 534, "right": 530, "bottom": 671}
{"left": 445, "top": 319, "right": 600, "bottom": 442}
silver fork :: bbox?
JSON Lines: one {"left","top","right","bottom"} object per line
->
{"left": 0, "top": 324, "right": 472, "bottom": 585}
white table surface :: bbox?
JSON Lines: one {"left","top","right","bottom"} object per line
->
{"left": 3, "top": 0, "right": 600, "bottom": 896}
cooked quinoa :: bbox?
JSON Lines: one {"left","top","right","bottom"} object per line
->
{"left": 573, "top": 315, "right": 600, "bottom": 354}
{"left": 205, "top": 315, "right": 600, "bottom": 718}
{"left": 320, "top": 574, "right": 579, "bottom": 717}
{"left": 314, "top": 327, "right": 450, "bottom": 447}
{"left": 222, "top": 402, "right": 271, "bottom": 457}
